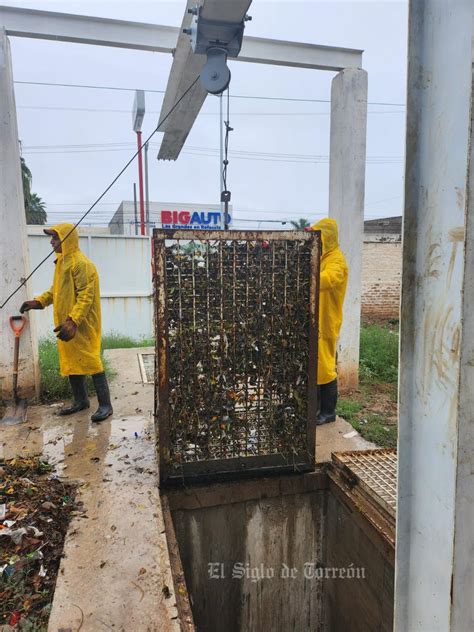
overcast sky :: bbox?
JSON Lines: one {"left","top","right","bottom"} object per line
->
{"left": 5, "top": 0, "right": 408, "bottom": 229}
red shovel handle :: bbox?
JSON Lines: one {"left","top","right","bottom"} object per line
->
{"left": 9, "top": 315, "right": 27, "bottom": 338}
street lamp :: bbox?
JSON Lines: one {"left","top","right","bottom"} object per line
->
{"left": 132, "top": 90, "right": 146, "bottom": 235}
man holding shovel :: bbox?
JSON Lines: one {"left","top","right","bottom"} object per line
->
{"left": 20, "top": 223, "right": 113, "bottom": 422}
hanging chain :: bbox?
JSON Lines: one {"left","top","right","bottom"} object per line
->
{"left": 221, "top": 88, "right": 233, "bottom": 230}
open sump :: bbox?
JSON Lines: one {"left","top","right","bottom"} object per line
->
{"left": 154, "top": 230, "right": 395, "bottom": 630}
{"left": 161, "top": 457, "right": 395, "bottom": 632}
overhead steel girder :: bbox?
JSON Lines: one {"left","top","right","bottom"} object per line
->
{"left": 157, "top": 0, "right": 362, "bottom": 160}
{"left": 0, "top": 5, "right": 180, "bottom": 52}
{"left": 157, "top": 0, "right": 253, "bottom": 159}
{"left": 156, "top": 0, "right": 207, "bottom": 160}
{"left": 0, "top": 4, "right": 363, "bottom": 160}
{"left": 0, "top": 5, "right": 362, "bottom": 69}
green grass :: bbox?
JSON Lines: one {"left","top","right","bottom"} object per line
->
{"left": 102, "top": 333, "right": 154, "bottom": 349}
{"left": 359, "top": 324, "right": 399, "bottom": 383}
{"left": 39, "top": 334, "right": 155, "bottom": 403}
{"left": 350, "top": 415, "right": 398, "bottom": 449}
{"left": 336, "top": 323, "right": 400, "bottom": 449}
{"left": 336, "top": 398, "right": 364, "bottom": 422}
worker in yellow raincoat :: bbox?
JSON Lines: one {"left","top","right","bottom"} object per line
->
{"left": 308, "top": 218, "right": 348, "bottom": 425}
{"left": 20, "top": 223, "right": 113, "bottom": 422}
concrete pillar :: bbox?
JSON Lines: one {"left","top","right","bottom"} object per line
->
{"left": 395, "top": 1, "right": 474, "bottom": 630}
{"left": 329, "top": 67, "right": 367, "bottom": 390}
{"left": 0, "top": 30, "right": 40, "bottom": 400}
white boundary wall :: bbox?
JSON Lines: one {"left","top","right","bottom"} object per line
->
{"left": 27, "top": 231, "right": 153, "bottom": 341}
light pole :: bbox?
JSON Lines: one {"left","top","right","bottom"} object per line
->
{"left": 132, "top": 90, "right": 146, "bottom": 235}
{"left": 144, "top": 140, "right": 150, "bottom": 232}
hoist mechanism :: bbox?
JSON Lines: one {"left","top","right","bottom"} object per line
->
{"left": 184, "top": 4, "right": 252, "bottom": 95}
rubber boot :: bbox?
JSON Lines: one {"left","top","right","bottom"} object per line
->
{"left": 316, "top": 379, "right": 338, "bottom": 426}
{"left": 91, "top": 372, "right": 113, "bottom": 422}
{"left": 58, "top": 375, "right": 90, "bottom": 416}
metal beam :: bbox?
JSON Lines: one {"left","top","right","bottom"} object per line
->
{"left": 0, "top": 5, "right": 362, "bottom": 70}
{"left": 156, "top": 0, "right": 207, "bottom": 160}
{"left": 239, "top": 37, "right": 362, "bottom": 71}
{"left": 158, "top": 0, "right": 253, "bottom": 159}
{"left": 156, "top": 0, "right": 361, "bottom": 160}
{"left": 0, "top": 4, "right": 364, "bottom": 160}
{"left": 0, "top": 5, "right": 179, "bottom": 53}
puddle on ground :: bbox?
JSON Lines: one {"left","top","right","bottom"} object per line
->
{"left": 0, "top": 408, "right": 153, "bottom": 483}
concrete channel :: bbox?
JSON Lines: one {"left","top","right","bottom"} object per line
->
{"left": 162, "top": 462, "right": 395, "bottom": 631}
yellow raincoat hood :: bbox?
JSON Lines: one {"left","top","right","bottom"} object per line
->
{"left": 310, "top": 218, "right": 349, "bottom": 384}
{"left": 36, "top": 224, "right": 103, "bottom": 377}
{"left": 310, "top": 218, "right": 339, "bottom": 256}
{"left": 45, "top": 222, "right": 80, "bottom": 258}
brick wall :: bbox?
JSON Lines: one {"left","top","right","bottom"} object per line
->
{"left": 362, "top": 241, "right": 402, "bottom": 320}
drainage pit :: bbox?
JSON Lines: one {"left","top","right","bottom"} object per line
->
{"left": 162, "top": 463, "right": 395, "bottom": 632}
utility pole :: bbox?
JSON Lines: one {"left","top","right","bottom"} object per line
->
{"left": 144, "top": 141, "right": 150, "bottom": 234}
{"left": 133, "top": 183, "right": 138, "bottom": 236}
{"left": 132, "top": 90, "right": 146, "bottom": 235}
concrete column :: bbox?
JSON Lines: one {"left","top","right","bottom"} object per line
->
{"left": 329, "top": 67, "right": 367, "bottom": 390}
{"left": 0, "top": 30, "right": 40, "bottom": 400}
{"left": 395, "top": 2, "right": 474, "bottom": 630}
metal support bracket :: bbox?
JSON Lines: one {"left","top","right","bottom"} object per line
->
{"left": 184, "top": 5, "right": 250, "bottom": 94}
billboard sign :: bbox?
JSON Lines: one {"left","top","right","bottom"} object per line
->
{"left": 160, "top": 209, "right": 231, "bottom": 230}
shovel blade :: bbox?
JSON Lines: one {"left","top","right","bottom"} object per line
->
{"left": 1, "top": 399, "right": 28, "bottom": 425}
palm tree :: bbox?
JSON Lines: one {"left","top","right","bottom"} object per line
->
{"left": 21, "top": 157, "right": 32, "bottom": 210}
{"left": 20, "top": 157, "right": 47, "bottom": 224}
{"left": 290, "top": 218, "right": 311, "bottom": 230}
{"left": 27, "top": 193, "right": 48, "bottom": 225}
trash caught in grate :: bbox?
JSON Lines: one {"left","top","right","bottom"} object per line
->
{"left": 332, "top": 449, "right": 397, "bottom": 518}
{"left": 154, "top": 230, "right": 321, "bottom": 483}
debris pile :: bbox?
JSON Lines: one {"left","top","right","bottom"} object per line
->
{"left": 162, "top": 237, "right": 312, "bottom": 465}
{"left": 0, "top": 458, "right": 77, "bottom": 630}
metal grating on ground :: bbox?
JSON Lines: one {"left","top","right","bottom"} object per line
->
{"left": 332, "top": 449, "right": 397, "bottom": 518}
{"left": 138, "top": 352, "right": 155, "bottom": 384}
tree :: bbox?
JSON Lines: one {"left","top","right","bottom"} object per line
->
{"left": 21, "top": 157, "right": 32, "bottom": 208}
{"left": 290, "top": 218, "right": 310, "bottom": 230}
{"left": 27, "top": 193, "right": 48, "bottom": 225}
{"left": 21, "top": 156, "right": 47, "bottom": 225}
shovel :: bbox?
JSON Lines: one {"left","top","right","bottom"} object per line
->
{"left": 1, "top": 315, "right": 28, "bottom": 425}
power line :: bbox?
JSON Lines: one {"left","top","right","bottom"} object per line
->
{"left": 14, "top": 80, "right": 406, "bottom": 107}
{"left": 14, "top": 80, "right": 165, "bottom": 94}
{"left": 16, "top": 104, "right": 403, "bottom": 116}
{"left": 1, "top": 75, "right": 200, "bottom": 310}
{"left": 21, "top": 142, "right": 403, "bottom": 164}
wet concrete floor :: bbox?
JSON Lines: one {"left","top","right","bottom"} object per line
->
{"left": 1, "top": 347, "right": 179, "bottom": 632}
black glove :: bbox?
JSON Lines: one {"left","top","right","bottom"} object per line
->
{"left": 54, "top": 318, "right": 78, "bottom": 342}
{"left": 20, "top": 300, "right": 43, "bottom": 313}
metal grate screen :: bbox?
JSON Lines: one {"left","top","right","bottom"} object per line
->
{"left": 332, "top": 449, "right": 397, "bottom": 518}
{"left": 154, "top": 230, "right": 320, "bottom": 483}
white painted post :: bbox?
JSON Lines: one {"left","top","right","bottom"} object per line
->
{"left": 329, "top": 67, "right": 368, "bottom": 390}
{"left": 0, "top": 30, "right": 40, "bottom": 399}
{"left": 395, "top": 1, "right": 474, "bottom": 630}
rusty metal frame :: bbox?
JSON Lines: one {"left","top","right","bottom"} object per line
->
{"left": 154, "top": 229, "right": 321, "bottom": 485}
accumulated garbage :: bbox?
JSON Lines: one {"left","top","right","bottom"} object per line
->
{"left": 161, "top": 237, "right": 314, "bottom": 466}
{"left": 0, "top": 457, "right": 77, "bottom": 630}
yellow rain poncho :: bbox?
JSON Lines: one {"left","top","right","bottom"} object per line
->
{"left": 311, "top": 218, "right": 349, "bottom": 385}
{"left": 36, "top": 223, "right": 103, "bottom": 377}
